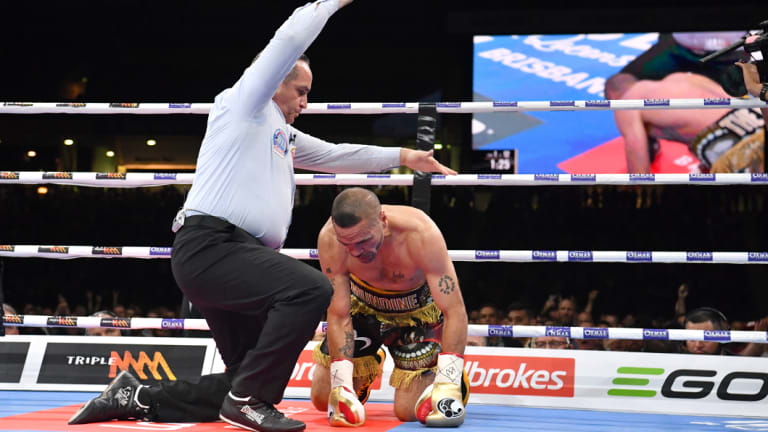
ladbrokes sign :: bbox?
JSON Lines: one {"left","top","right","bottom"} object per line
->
{"left": 464, "top": 354, "right": 575, "bottom": 397}
{"left": 37, "top": 343, "right": 206, "bottom": 385}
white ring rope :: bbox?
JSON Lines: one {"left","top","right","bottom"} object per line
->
{"left": 3, "top": 315, "right": 765, "bottom": 344}
{"left": 3, "top": 172, "right": 768, "bottom": 187}
{"left": 1, "top": 99, "right": 767, "bottom": 115}
{"left": 1, "top": 246, "right": 767, "bottom": 264}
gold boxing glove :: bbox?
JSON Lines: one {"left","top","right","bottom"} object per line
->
{"left": 414, "top": 353, "right": 466, "bottom": 427}
{"left": 328, "top": 386, "right": 366, "bottom": 427}
{"left": 328, "top": 359, "right": 366, "bottom": 427}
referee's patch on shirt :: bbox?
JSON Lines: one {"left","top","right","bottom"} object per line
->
{"left": 273, "top": 129, "right": 289, "bottom": 157}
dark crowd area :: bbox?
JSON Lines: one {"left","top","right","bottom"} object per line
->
{"left": 2, "top": 183, "right": 767, "bottom": 335}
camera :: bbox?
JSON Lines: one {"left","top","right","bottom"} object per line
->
{"left": 701, "top": 20, "right": 768, "bottom": 95}
{"left": 743, "top": 27, "right": 768, "bottom": 82}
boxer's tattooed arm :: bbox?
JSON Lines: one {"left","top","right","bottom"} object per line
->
{"left": 438, "top": 275, "right": 456, "bottom": 295}
{"left": 339, "top": 330, "right": 355, "bottom": 358}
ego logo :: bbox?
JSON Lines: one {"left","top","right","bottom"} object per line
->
{"left": 662, "top": 370, "right": 768, "bottom": 401}
{"left": 609, "top": 367, "right": 768, "bottom": 401}
{"left": 608, "top": 367, "right": 664, "bottom": 397}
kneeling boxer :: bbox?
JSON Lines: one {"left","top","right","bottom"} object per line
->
{"left": 310, "top": 187, "right": 469, "bottom": 427}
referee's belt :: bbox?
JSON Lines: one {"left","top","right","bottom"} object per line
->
{"left": 182, "top": 215, "right": 263, "bottom": 245}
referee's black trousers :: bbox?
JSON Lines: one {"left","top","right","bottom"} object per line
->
{"left": 171, "top": 216, "right": 332, "bottom": 404}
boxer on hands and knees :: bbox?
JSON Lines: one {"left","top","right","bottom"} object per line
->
{"left": 608, "top": 72, "right": 764, "bottom": 174}
{"left": 310, "top": 188, "right": 469, "bottom": 427}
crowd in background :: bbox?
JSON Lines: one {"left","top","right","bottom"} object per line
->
{"left": 4, "top": 280, "right": 767, "bottom": 357}
{"left": 2, "top": 183, "right": 767, "bottom": 354}
{"left": 465, "top": 286, "right": 768, "bottom": 356}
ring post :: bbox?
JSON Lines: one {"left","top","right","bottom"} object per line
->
{"left": 412, "top": 103, "right": 437, "bottom": 215}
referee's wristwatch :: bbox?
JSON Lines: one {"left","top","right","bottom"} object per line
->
{"left": 760, "top": 83, "right": 768, "bottom": 102}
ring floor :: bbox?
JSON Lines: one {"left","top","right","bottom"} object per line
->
{"left": 1, "top": 391, "right": 765, "bottom": 431}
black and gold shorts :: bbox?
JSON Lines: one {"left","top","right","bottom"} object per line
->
{"left": 691, "top": 107, "right": 764, "bottom": 172}
{"left": 314, "top": 274, "right": 444, "bottom": 390}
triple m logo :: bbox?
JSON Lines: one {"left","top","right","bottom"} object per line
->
{"left": 110, "top": 351, "right": 177, "bottom": 381}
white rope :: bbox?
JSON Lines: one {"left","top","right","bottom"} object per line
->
{"left": 3, "top": 172, "right": 768, "bottom": 187}
{"left": 0, "top": 172, "right": 195, "bottom": 187}
{"left": 1, "top": 246, "right": 767, "bottom": 264}
{"left": 1, "top": 98, "right": 766, "bottom": 115}
{"left": 4, "top": 315, "right": 765, "bottom": 344}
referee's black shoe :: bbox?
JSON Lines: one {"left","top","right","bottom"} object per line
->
{"left": 68, "top": 370, "right": 150, "bottom": 424}
{"left": 219, "top": 392, "right": 305, "bottom": 432}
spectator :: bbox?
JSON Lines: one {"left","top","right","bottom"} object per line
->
{"left": 621, "top": 314, "right": 636, "bottom": 328}
{"left": 682, "top": 307, "right": 733, "bottom": 355}
{"left": 503, "top": 302, "right": 533, "bottom": 326}
{"left": 468, "top": 309, "right": 480, "bottom": 324}
{"left": 582, "top": 289, "right": 599, "bottom": 318}
{"left": 477, "top": 304, "right": 499, "bottom": 324}
{"left": 540, "top": 294, "right": 560, "bottom": 322}
{"left": 600, "top": 313, "right": 619, "bottom": 328}
{"left": 87, "top": 310, "right": 122, "bottom": 337}
{"left": 557, "top": 297, "right": 576, "bottom": 326}
{"left": 604, "top": 338, "right": 645, "bottom": 352}
{"left": 113, "top": 304, "right": 126, "bottom": 318}
{"left": 576, "top": 311, "right": 593, "bottom": 327}
{"left": 529, "top": 335, "right": 572, "bottom": 350}
{"left": 502, "top": 302, "right": 533, "bottom": 348}
{"left": 145, "top": 307, "right": 175, "bottom": 338}
{"left": 734, "top": 316, "right": 768, "bottom": 357}
{"left": 674, "top": 283, "right": 688, "bottom": 320}
{"left": 2, "top": 303, "right": 19, "bottom": 335}
{"left": 466, "top": 336, "right": 487, "bottom": 347}
{"left": 477, "top": 304, "right": 504, "bottom": 346}
{"left": 573, "top": 313, "right": 603, "bottom": 351}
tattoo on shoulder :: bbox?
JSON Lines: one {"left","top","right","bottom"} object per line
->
{"left": 325, "top": 267, "right": 332, "bottom": 274}
{"left": 339, "top": 331, "right": 355, "bottom": 358}
{"left": 438, "top": 275, "right": 456, "bottom": 295}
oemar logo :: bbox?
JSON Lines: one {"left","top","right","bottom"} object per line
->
{"left": 609, "top": 367, "right": 768, "bottom": 401}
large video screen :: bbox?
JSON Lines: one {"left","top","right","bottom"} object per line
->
{"left": 472, "top": 32, "right": 747, "bottom": 174}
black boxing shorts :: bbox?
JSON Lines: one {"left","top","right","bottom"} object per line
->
{"left": 314, "top": 273, "right": 444, "bottom": 390}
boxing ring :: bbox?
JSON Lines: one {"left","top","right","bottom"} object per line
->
{"left": 2, "top": 98, "right": 768, "bottom": 431}
{"left": 4, "top": 391, "right": 768, "bottom": 432}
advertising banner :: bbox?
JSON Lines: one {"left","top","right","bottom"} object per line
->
{"left": 0, "top": 341, "right": 29, "bottom": 383}
{"left": 37, "top": 342, "right": 206, "bottom": 385}
{"left": 2, "top": 336, "right": 766, "bottom": 418}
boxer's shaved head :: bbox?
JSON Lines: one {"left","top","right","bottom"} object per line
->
{"left": 604, "top": 73, "right": 638, "bottom": 100}
{"left": 331, "top": 188, "right": 381, "bottom": 228}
